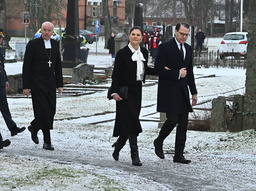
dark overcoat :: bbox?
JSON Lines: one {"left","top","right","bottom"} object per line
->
{"left": 107, "top": 36, "right": 115, "bottom": 55}
{"left": 109, "top": 45, "right": 155, "bottom": 137}
{"left": 22, "top": 37, "right": 63, "bottom": 130}
{"left": 154, "top": 38, "right": 197, "bottom": 114}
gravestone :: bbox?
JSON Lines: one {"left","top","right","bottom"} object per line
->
{"left": 210, "top": 96, "right": 227, "bottom": 132}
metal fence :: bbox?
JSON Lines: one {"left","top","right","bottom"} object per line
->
{"left": 193, "top": 50, "right": 246, "bottom": 69}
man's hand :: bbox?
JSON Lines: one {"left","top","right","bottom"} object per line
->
{"left": 192, "top": 94, "right": 198, "bottom": 106}
{"left": 180, "top": 68, "right": 187, "bottom": 78}
{"left": 58, "top": 87, "right": 63, "bottom": 94}
{"left": 23, "top": 89, "right": 30, "bottom": 96}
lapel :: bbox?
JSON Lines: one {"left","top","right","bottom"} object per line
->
{"left": 170, "top": 38, "right": 185, "bottom": 65}
{"left": 170, "top": 38, "right": 183, "bottom": 60}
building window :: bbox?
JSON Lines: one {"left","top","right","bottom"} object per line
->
{"left": 87, "top": 2, "right": 91, "bottom": 16}
{"left": 99, "top": 2, "right": 102, "bottom": 16}
{"left": 93, "top": 2, "right": 98, "bottom": 17}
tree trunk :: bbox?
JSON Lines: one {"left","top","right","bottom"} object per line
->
{"left": 103, "top": 0, "right": 111, "bottom": 49}
{"left": 134, "top": 3, "right": 143, "bottom": 29}
{"left": 225, "top": 0, "right": 229, "bottom": 33}
{"left": 243, "top": 0, "right": 256, "bottom": 130}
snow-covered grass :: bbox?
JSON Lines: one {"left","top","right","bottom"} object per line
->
{"left": 0, "top": 37, "right": 255, "bottom": 191}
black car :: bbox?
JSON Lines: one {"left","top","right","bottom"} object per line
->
{"left": 79, "top": 29, "right": 98, "bottom": 44}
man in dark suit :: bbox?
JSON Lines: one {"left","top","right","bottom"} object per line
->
{"left": 0, "top": 34, "right": 25, "bottom": 138}
{"left": 153, "top": 23, "right": 198, "bottom": 164}
{"left": 23, "top": 21, "right": 63, "bottom": 150}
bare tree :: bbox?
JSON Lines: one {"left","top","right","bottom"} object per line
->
{"left": 102, "top": 0, "right": 111, "bottom": 48}
{"left": 24, "top": 0, "right": 66, "bottom": 37}
{"left": 142, "top": 0, "right": 214, "bottom": 33}
{"left": 181, "top": 0, "right": 214, "bottom": 31}
{"left": 243, "top": 0, "right": 256, "bottom": 130}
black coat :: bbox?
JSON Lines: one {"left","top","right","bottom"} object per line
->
{"left": 196, "top": 32, "right": 205, "bottom": 44}
{"left": 22, "top": 37, "right": 63, "bottom": 130}
{"left": 109, "top": 45, "right": 155, "bottom": 137}
{"left": 23, "top": 37, "right": 63, "bottom": 90}
{"left": 154, "top": 38, "right": 197, "bottom": 114}
{"left": 107, "top": 36, "right": 115, "bottom": 54}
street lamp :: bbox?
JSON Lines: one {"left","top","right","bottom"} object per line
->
{"left": 240, "top": 0, "right": 243, "bottom": 32}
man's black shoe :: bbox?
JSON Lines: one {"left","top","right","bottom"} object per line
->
{"left": 153, "top": 139, "right": 164, "bottom": 159}
{"left": 11, "top": 127, "right": 26, "bottom": 136}
{"left": 173, "top": 155, "right": 191, "bottom": 164}
{"left": 43, "top": 143, "right": 54, "bottom": 150}
{"left": 0, "top": 139, "right": 11, "bottom": 149}
{"left": 28, "top": 126, "right": 39, "bottom": 144}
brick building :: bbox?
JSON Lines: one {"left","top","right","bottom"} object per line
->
{"left": 3, "top": 0, "right": 126, "bottom": 37}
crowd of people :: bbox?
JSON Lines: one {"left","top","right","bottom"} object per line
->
{"left": 143, "top": 28, "right": 162, "bottom": 62}
{"left": 1, "top": 22, "right": 198, "bottom": 168}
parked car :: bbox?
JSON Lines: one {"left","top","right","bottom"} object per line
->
{"left": 219, "top": 32, "right": 248, "bottom": 60}
{"left": 143, "top": 25, "right": 155, "bottom": 34}
{"left": 79, "top": 29, "right": 97, "bottom": 44}
{"left": 154, "top": 25, "right": 163, "bottom": 34}
{"left": 34, "top": 28, "right": 61, "bottom": 40}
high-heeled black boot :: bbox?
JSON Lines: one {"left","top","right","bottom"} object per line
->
{"left": 112, "top": 136, "right": 127, "bottom": 161}
{"left": 129, "top": 134, "right": 142, "bottom": 166}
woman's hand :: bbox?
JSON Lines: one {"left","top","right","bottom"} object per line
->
{"left": 113, "top": 94, "right": 123, "bottom": 101}
{"left": 5, "top": 82, "right": 9, "bottom": 88}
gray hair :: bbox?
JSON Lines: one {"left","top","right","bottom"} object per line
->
{"left": 41, "top": 21, "right": 54, "bottom": 30}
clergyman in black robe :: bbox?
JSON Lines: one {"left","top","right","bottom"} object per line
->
{"left": 22, "top": 21, "right": 63, "bottom": 150}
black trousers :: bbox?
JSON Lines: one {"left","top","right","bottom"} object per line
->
{"left": 156, "top": 101, "right": 189, "bottom": 156}
{"left": 30, "top": 120, "right": 51, "bottom": 144}
{"left": 0, "top": 85, "right": 16, "bottom": 131}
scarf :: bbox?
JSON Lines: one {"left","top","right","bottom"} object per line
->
{"left": 128, "top": 43, "right": 145, "bottom": 81}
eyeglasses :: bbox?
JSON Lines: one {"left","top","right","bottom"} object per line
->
{"left": 177, "top": 31, "right": 190, "bottom": 37}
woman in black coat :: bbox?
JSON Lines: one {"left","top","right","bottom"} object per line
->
{"left": 107, "top": 32, "right": 115, "bottom": 63}
{"left": 108, "top": 26, "right": 155, "bottom": 166}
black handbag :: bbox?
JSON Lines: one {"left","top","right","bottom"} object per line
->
{"left": 107, "top": 86, "right": 128, "bottom": 100}
{"left": 118, "top": 86, "right": 128, "bottom": 99}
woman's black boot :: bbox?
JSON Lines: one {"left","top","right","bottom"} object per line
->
{"left": 112, "top": 136, "right": 127, "bottom": 161}
{"left": 129, "top": 135, "right": 142, "bottom": 166}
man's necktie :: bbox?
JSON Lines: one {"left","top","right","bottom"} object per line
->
{"left": 180, "top": 43, "right": 184, "bottom": 60}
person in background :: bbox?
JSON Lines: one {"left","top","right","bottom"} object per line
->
{"left": 108, "top": 26, "right": 156, "bottom": 166}
{"left": 22, "top": 21, "right": 63, "bottom": 150}
{"left": 148, "top": 32, "right": 160, "bottom": 62}
{"left": 0, "top": 34, "right": 26, "bottom": 138}
{"left": 107, "top": 32, "right": 116, "bottom": 63}
{"left": 195, "top": 27, "right": 205, "bottom": 57}
{"left": 143, "top": 30, "right": 150, "bottom": 49}
{"left": 153, "top": 23, "right": 198, "bottom": 164}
